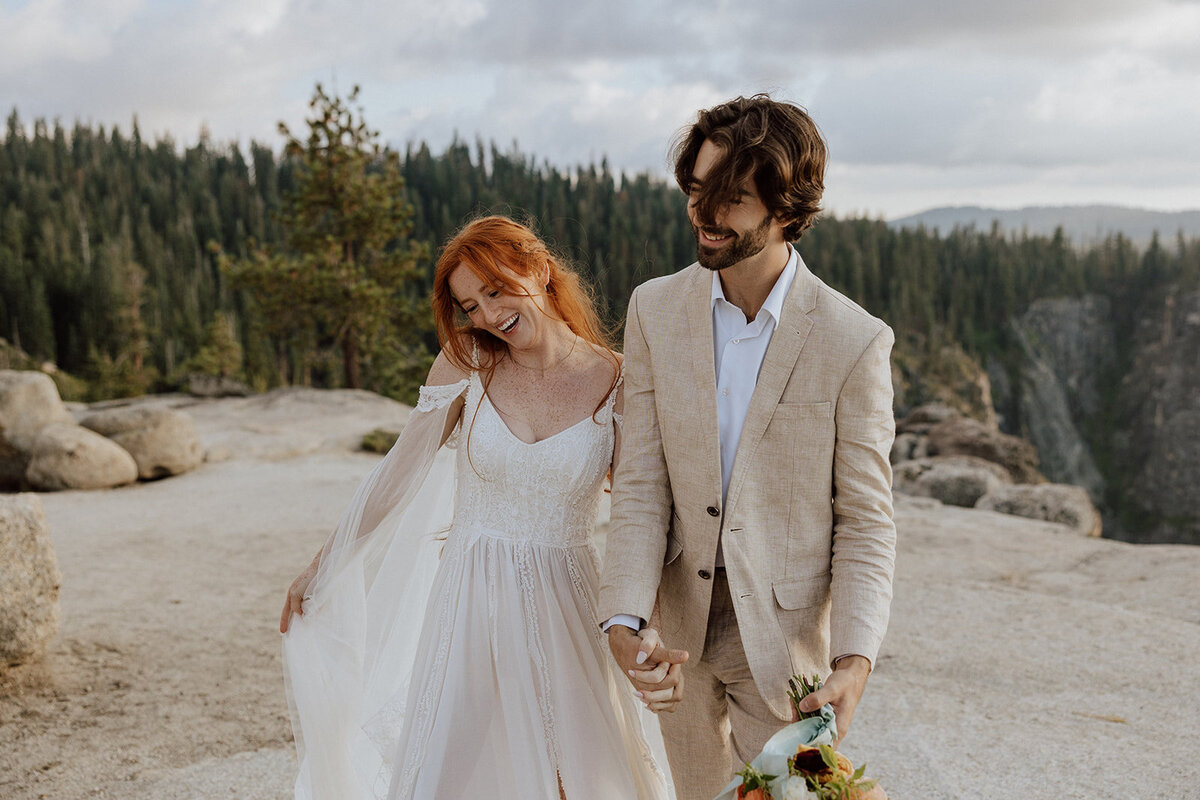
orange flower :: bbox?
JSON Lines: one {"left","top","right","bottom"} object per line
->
{"left": 736, "top": 786, "right": 772, "bottom": 800}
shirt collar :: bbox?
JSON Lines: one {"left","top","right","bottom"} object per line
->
{"left": 710, "top": 244, "right": 798, "bottom": 325}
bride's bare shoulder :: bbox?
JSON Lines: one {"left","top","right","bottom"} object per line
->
{"left": 604, "top": 348, "right": 624, "bottom": 378}
{"left": 427, "top": 348, "right": 471, "bottom": 387}
{"left": 579, "top": 340, "right": 622, "bottom": 367}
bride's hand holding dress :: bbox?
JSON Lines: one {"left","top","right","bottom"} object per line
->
{"left": 279, "top": 552, "right": 318, "bottom": 633}
{"left": 278, "top": 353, "right": 465, "bottom": 636}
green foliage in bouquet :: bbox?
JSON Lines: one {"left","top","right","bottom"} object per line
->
{"left": 787, "top": 673, "right": 824, "bottom": 720}
{"left": 736, "top": 763, "right": 777, "bottom": 793}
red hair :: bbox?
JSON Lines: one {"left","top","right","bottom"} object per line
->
{"left": 432, "top": 215, "right": 619, "bottom": 409}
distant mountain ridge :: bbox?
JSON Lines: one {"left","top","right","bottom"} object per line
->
{"left": 889, "top": 204, "right": 1200, "bottom": 249}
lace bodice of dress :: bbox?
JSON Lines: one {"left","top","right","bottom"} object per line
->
{"left": 452, "top": 371, "right": 616, "bottom": 546}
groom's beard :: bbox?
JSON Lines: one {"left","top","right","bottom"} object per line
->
{"left": 693, "top": 212, "right": 773, "bottom": 271}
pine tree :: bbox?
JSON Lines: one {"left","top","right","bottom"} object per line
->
{"left": 174, "top": 310, "right": 243, "bottom": 381}
{"left": 222, "top": 84, "right": 430, "bottom": 392}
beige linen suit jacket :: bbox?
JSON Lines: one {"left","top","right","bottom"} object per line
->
{"left": 600, "top": 259, "right": 897, "bottom": 719}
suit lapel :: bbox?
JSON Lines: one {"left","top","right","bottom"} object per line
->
{"left": 725, "top": 261, "right": 818, "bottom": 515}
{"left": 684, "top": 265, "right": 724, "bottom": 500}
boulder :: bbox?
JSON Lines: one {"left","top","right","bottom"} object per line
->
{"left": 24, "top": 423, "right": 139, "bottom": 490}
{"left": 0, "top": 370, "right": 73, "bottom": 442}
{"left": 0, "top": 494, "right": 61, "bottom": 667}
{"left": 891, "top": 432, "right": 917, "bottom": 464}
{"left": 976, "top": 483, "right": 1102, "bottom": 537}
{"left": 892, "top": 455, "right": 1013, "bottom": 507}
{"left": 81, "top": 406, "right": 204, "bottom": 479}
{"left": 0, "top": 370, "right": 74, "bottom": 486}
{"left": 926, "top": 416, "right": 1044, "bottom": 484}
{"left": 890, "top": 432, "right": 929, "bottom": 464}
{"left": 896, "top": 402, "right": 959, "bottom": 435}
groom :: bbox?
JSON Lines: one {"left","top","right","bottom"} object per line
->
{"left": 600, "top": 95, "right": 897, "bottom": 799}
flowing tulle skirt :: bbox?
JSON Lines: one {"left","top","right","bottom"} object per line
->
{"left": 383, "top": 525, "right": 668, "bottom": 800}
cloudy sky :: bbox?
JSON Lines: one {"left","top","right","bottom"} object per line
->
{"left": 3, "top": 0, "right": 1198, "bottom": 218}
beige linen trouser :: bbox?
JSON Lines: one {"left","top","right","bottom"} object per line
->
{"left": 657, "top": 570, "right": 786, "bottom": 800}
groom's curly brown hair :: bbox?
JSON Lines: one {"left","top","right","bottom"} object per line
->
{"left": 672, "top": 94, "right": 827, "bottom": 241}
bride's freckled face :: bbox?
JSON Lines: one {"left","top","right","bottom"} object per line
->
{"left": 447, "top": 264, "right": 549, "bottom": 350}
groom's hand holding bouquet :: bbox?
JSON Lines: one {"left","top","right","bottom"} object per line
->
{"left": 717, "top": 674, "right": 886, "bottom": 800}
{"left": 795, "top": 656, "right": 871, "bottom": 746}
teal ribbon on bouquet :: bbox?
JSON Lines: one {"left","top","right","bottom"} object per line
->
{"left": 713, "top": 702, "right": 837, "bottom": 800}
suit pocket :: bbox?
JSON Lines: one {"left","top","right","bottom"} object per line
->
{"left": 772, "top": 574, "right": 828, "bottom": 610}
{"left": 773, "top": 401, "right": 832, "bottom": 420}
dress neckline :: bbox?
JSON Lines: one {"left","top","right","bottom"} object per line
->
{"left": 481, "top": 391, "right": 598, "bottom": 446}
{"left": 472, "top": 371, "right": 612, "bottom": 447}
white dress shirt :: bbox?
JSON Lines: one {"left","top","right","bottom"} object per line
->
{"left": 604, "top": 247, "right": 798, "bottom": 633}
{"left": 712, "top": 247, "right": 797, "bottom": 503}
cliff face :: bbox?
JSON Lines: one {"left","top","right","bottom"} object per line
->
{"left": 1004, "top": 296, "right": 1114, "bottom": 502}
{"left": 997, "top": 290, "right": 1200, "bottom": 544}
{"left": 1113, "top": 289, "right": 1200, "bottom": 543}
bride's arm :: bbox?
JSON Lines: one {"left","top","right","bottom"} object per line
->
{"left": 280, "top": 351, "right": 469, "bottom": 633}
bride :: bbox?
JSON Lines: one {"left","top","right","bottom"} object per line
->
{"left": 279, "top": 216, "right": 676, "bottom": 799}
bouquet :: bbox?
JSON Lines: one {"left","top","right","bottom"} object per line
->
{"left": 714, "top": 675, "right": 884, "bottom": 800}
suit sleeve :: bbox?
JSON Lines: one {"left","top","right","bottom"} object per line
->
{"left": 598, "top": 286, "right": 674, "bottom": 625}
{"left": 829, "top": 324, "right": 897, "bottom": 668}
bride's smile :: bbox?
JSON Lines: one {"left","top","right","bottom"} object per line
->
{"left": 448, "top": 263, "right": 577, "bottom": 369}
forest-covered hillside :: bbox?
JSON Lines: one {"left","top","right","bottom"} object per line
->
{"left": 3, "top": 100, "right": 1199, "bottom": 543}
{"left": 4, "top": 107, "right": 1195, "bottom": 403}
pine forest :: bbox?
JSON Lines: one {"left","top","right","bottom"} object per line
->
{"left": 1, "top": 92, "right": 1196, "bottom": 413}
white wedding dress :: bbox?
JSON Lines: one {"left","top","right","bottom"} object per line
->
{"left": 283, "top": 369, "right": 670, "bottom": 800}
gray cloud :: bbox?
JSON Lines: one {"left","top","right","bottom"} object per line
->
{"left": 1, "top": 0, "right": 1197, "bottom": 217}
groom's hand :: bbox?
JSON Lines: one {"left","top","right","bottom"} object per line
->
{"left": 797, "top": 655, "right": 871, "bottom": 746}
{"left": 607, "top": 626, "right": 689, "bottom": 713}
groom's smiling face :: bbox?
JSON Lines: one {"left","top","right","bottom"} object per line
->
{"left": 685, "top": 139, "right": 783, "bottom": 271}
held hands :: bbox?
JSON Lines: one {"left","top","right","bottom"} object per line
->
{"left": 279, "top": 553, "right": 320, "bottom": 634}
{"left": 794, "top": 655, "right": 871, "bottom": 746}
{"left": 608, "top": 625, "right": 689, "bottom": 713}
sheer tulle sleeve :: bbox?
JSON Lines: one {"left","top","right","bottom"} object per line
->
{"left": 282, "top": 378, "right": 468, "bottom": 800}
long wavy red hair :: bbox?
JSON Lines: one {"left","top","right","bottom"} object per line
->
{"left": 432, "top": 215, "right": 619, "bottom": 410}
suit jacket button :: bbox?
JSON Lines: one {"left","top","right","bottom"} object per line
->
{"left": 706, "top": 506, "right": 720, "bottom": 517}
{"left": 698, "top": 570, "right": 712, "bottom": 580}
